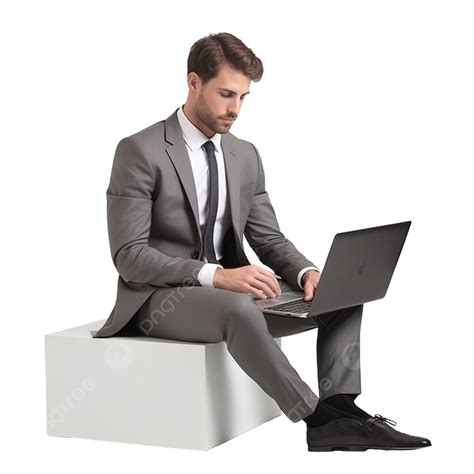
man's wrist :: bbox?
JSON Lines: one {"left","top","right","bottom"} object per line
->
{"left": 297, "top": 266, "right": 320, "bottom": 290}
{"left": 198, "top": 263, "right": 223, "bottom": 287}
{"left": 212, "top": 266, "right": 224, "bottom": 287}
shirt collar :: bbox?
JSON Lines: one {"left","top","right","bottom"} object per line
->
{"left": 177, "top": 104, "right": 221, "bottom": 153}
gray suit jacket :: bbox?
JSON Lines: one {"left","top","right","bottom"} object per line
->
{"left": 92, "top": 108, "right": 318, "bottom": 338}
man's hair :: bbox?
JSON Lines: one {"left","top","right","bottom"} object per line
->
{"left": 187, "top": 32, "right": 263, "bottom": 84}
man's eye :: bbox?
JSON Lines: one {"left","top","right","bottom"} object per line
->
{"left": 220, "top": 93, "right": 246, "bottom": 100}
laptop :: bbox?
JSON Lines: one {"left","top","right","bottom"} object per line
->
{"left": 254, "top": 221, "right": 411, "bottom": 318}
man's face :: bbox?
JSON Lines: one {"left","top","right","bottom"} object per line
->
{"left": 194, "top": 63, "right": 251, "bottom": 135}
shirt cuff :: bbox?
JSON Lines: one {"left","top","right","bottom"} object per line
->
{"left": 297, "top": 266, "right": 320, "bottom": 290}
{"left": 198, "top": 263, "right": 224, "bottom": 287}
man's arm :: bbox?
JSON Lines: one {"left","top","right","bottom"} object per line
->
{"left": 107, "top": 136, "right": 206, "bottom": 287}
{"left": 243, "top": 143, "right": 319, "bottom": 289}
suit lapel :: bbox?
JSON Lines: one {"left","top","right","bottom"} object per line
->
{"left": 164, "top": 109, "right": 243, "bottom": 250}
{"left": 164, "top": 109, "right": 202, "bottom": 247}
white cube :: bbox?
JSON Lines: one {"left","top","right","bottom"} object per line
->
{"left": 45, "top": 320, "right": 281, "bottom": 450}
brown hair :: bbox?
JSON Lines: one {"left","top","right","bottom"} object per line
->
{"left": 187, "top": 32, "right": 263, "bottom": 84}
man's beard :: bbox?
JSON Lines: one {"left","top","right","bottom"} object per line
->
{"left": 196, "top": 94, "right": 231, "bottom": 134}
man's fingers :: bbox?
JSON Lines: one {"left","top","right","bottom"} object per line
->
{"left": 254, "top": 267, "right": 281, "bottom": 296}
{"left": 260, "top": 274, "right": 281, "bottom": 296}
{"left": 303, "top": 276, "right": 319, "bottom": 301}
{"left": 247, "top": 286, "right": 269, "bottom": 300}
{"left": 250, "top": 277, "right": 278, "bottom": 298}
{"left": 304, "top": 283, "right": 314, "bottom": 301}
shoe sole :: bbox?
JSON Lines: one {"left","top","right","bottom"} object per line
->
{"left": 308, "top": 445, "right": 429, "bottom": 452}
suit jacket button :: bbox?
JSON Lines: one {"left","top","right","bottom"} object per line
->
{"left": 191, "top": 251, "right": 199, "bottom": 259}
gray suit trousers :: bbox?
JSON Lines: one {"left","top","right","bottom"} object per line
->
{"left": 130, "top": 283, "right": 364, "bottom": 423}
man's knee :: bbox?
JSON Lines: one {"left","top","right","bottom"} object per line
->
{"left": 219, "top": 291, "right": 267, "bottom": 332}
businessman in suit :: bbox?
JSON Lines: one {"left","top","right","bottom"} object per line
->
{"left": 93, "top": 32, "right": 430, "bottom": 451}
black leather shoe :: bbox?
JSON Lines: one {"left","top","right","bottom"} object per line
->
{"left": 307, "top": 414, "right": 432, "bottom": 451}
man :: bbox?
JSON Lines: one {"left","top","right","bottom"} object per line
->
{"left": 93, "top": 32, "right": 431, "bottom": 451}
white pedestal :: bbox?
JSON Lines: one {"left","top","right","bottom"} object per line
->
{"left": 45, "top": 320, "right": 281, "bottom": 450}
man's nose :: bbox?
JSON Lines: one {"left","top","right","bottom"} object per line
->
{"left": 228, "top": 98, "right": 241, "bottom": 117}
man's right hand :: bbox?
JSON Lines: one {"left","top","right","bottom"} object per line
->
{"left": 213, "top": 264, "right": 282, "bottom": 300}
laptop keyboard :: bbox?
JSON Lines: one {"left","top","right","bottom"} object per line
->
{"left": 265, "top": 298, "right": 312, "bottom": 314}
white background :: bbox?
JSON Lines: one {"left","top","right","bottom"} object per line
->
{"left": 2, "top": 0, "right": 473, "bottom": 471}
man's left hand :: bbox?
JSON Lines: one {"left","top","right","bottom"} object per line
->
{"left": 302, "top": 270, "right": 321, "bottom": 301}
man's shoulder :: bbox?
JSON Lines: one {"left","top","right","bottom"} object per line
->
{"left": 114, "top": 118, "right": 167, "bottom": 157}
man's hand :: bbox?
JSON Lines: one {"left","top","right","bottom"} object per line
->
{"left": 302, "top": 269, "right": 321, "bottom": 302}
{"left": 213, "top": 264, "right": 282, "bottom": 300}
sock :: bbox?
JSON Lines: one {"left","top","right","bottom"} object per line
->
{"left": 303, "top": 399, "right": 362, "bottom": 427}
{"left": 323, "top": 393, "right": 371, "bottom": 418}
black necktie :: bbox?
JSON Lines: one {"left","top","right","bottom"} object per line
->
{"left": 202, "top": 140, "right": 219, "bottom": 263}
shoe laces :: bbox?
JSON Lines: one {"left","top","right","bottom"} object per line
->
{"left": 363, "top": 414, "right": 397, "bottom": 433}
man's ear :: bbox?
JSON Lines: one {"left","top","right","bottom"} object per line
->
{"left": 187, "top": 72, "right": 200, "bottom": 92}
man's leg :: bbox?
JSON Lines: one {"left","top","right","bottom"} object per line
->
{"left": 315, "top": 304, "right": 363, "bottom": 400}
{"left": 130, "top": 285, "right": 319, "bottom": 423}
{"left": 262, "top": 305, "right": 363, "bottom": 400}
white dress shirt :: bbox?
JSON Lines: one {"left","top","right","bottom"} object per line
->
{"left": 177, "top": 105, "right": 318, "bottom": 290}
{"left": 177, "top": 105, "right": 229, "bottom": 287}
